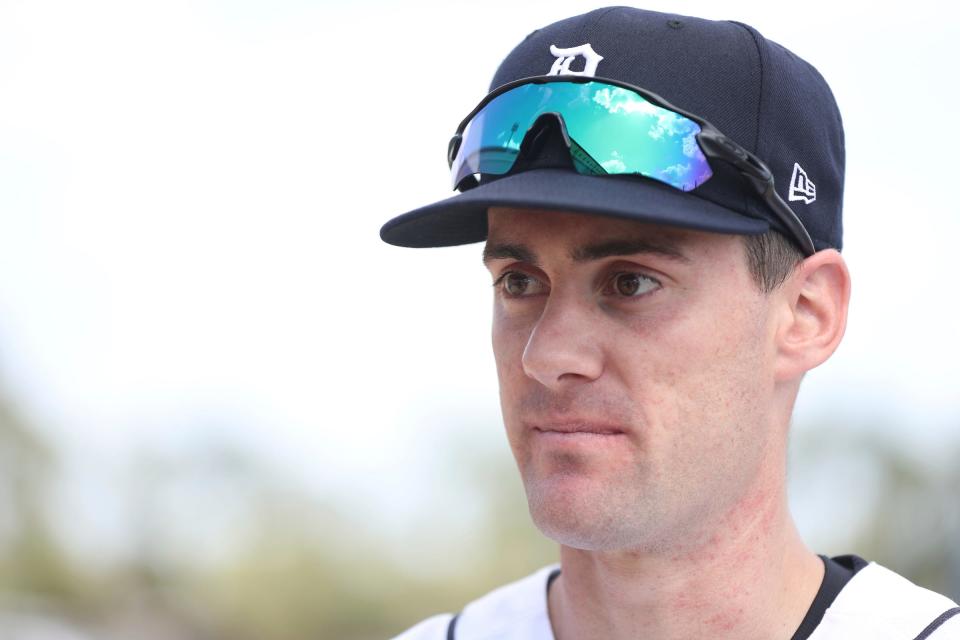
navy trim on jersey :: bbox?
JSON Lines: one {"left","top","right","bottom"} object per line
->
{"left": 791, "top": 554, "right": 868, "bottom": 640}
{"left": 547, "top": 568, "right": 561, "bottom": 593}
{"left": 913, "top": 606, "right": 960, "bottom": 640}
{"left": 445, "top": 613, "right": 459, "bottom": 640}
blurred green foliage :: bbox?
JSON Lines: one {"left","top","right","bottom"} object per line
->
{"left": 0, "top": 388, "right": 957, "bottom": 639}
{"left": 0, "top": 390, "right": 86, "bottom": 607}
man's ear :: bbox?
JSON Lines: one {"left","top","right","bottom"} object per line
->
{"left": 774, "top": 249, "right": 851, "bottom": 382}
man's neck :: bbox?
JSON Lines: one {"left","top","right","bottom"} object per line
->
{"left": 547, "top": 489, "right": 824, "bottom": 640}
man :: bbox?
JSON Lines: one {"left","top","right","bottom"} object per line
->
{"left": 379, "top": 7, "right": 959, "bottom": 639}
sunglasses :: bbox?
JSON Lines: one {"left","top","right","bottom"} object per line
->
{"left": 447, "top": 76, "right": 816, "bottom": 256}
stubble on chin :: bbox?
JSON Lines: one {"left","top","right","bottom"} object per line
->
{"left": 520, "top": 462, "right": 671, "bottom": 553}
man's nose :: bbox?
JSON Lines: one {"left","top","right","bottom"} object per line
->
{"left": 520, "top": 293, "right": 604, "bottom": 390}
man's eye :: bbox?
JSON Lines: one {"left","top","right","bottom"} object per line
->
{"left": 494, "top": 272, "right": 544, "bottom": 297}
{"left": 610, "top": 272, "right": 660, "bottom": 297}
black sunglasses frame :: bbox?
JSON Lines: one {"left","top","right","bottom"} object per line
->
{"left": 447, "top": 75, "right": 816, "bottom": 256}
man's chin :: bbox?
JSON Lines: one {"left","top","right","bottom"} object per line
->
{"left": 523, "top": 474, "right": 626, "bottom": 551}
{"left": 529, "top": 510, "right": 627, "bottom": 552}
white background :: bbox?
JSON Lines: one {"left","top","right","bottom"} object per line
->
{"left": 1, "top": 0, "right": 958, "bottom": 561}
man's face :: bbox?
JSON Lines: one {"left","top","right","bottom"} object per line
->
{"left": 485, "top": 207, "right": 787, "bottom": 553}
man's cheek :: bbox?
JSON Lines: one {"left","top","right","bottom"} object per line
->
{"left": 492, "top": 330, "right": 532, "bottom": 379}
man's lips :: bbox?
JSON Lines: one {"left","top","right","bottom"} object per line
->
{"left": 528, "top": 421, "right": 627, "bottom": 436}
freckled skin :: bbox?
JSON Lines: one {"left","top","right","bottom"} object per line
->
{"left": 488, "top": 207, "right": 780, "bottom": 554}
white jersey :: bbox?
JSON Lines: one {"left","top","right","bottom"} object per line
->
{"left": 393, "top": 562, "right": 960, "bottom": 640}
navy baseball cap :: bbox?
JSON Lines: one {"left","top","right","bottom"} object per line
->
{"left": 379, "top": 6, "right": 844, "bottom": 252}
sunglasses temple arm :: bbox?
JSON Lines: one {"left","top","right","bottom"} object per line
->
{"left": 756, "top": 179, "right": 817, "bottom": 256}
{"left": 699, "top": 131, "right": 816, "bottom": 256}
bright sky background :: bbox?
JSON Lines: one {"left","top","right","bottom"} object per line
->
{"left": 1, "top": 0, "right": 958, "bottom": 559}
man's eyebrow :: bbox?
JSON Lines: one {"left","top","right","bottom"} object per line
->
{"left": 482, "top": 242, "right": 539, "bottom": 266}
{"left": 481, "top": 238, "right": 691, "bottom": 266}
{"left": 570, "top": 238, "right": 691, "bottom": 264}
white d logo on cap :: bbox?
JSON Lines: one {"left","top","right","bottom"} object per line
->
{"left": 547, "top": 43, "right": 604, "bottom": 77}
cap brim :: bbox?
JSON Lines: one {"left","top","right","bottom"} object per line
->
{"left": 379, "top": 168, "right": 770, "bottom": 248}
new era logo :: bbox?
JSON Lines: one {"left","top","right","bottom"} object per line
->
{"left": 789, "top": 162, "right": 816, "bottom": 204}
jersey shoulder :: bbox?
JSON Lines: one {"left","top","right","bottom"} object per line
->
{"left": 809, "top": 561, "right": 960, "bottom": 639}
{"left": 390, "top": 564, "right": 559, "bottom": 640}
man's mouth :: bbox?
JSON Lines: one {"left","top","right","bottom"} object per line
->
{"left": 530, "top": 421, "right": 627, "bottom": 437}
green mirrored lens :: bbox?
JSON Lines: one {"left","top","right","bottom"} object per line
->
{"left": 452, "top": 81, "right": 713, "bottom": 192}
